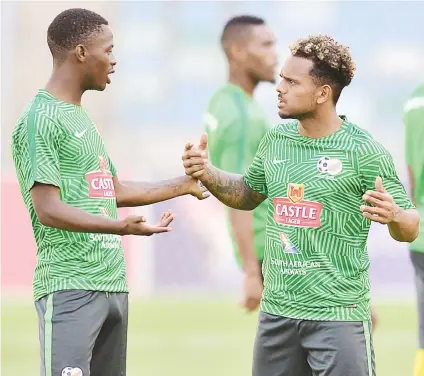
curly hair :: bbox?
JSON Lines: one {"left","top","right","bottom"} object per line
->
{"left": 47, "top": 8, "right": 108, "bottom": 60}
{"left": 289, "top": 34, "right": 356, "bottom": 103}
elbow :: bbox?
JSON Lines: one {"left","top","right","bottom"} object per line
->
{"left": 34, "top": 204, "right": 57, "bottom": 227}
{"left": 36, "top": 209, "right": 54, "bottom": 227}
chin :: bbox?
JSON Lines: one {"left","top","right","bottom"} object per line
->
{"left": 278, "top": 110, "right": 294, "bottom": 119}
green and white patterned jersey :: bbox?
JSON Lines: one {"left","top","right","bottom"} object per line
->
{"left": 11, "top": 90, "right": 128, "bottom": 301}
{"left": 244, "top": 117, "right": 414, "bottom": 321}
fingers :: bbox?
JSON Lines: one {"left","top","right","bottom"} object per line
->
{"left": 199, "top": 133, "right": 208, "bottom": 150}
{"left": 185, "top": 165, "right": 205, "bottom": 176}
{"left": 362, "top": 211, "right": 388, "bottom": 224}
{"left": 360, "top": 205, "right": 386, "bottom": 217}
{"left": 241, "top": 296, "right": 260, "bottom": 312}
{"left": 183, "top": 157, "right": 208, "bottom": 168}
{"left": 184, "top": 142, "right": 194, "bottom": 151}
{"left": 148, "top": 225, "right": 172, "bottom": 234}
{"left": 182, "top": 150, "right": 207, "bottom": 160}
{"left": 375, "top": 176, "right": 386, "bottom": 193}
{"left": 159, "top": 211, "right": 175, "bottom": 227}
{"left": 363, "top": 190, "right": 391, "bottom": 203}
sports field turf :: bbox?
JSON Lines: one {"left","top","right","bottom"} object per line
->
{"left": 1, "top": 298, "right": 417, "bottom": 375}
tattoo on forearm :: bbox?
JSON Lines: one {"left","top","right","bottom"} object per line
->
{"left": 205, "top": 167, "right": 264, "bottom": 210}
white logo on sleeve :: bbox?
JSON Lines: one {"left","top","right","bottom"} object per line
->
{"left": 62, "top": 367, "right": 83, "bottom": 376}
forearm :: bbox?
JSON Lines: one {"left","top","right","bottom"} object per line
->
{"left": 388, "top": 208, "right": 420, "bottom": 242}
{"left": 200, "top": 165, "right": 265, "bottom": 210}
{"left": 229, "top": 209, "right": 260, "bottom": 275}
{"left": 116, "top": 176, "right": 189, "bottom": 207}
{"left": 37, "top": 200, "right": 124, "bottom": 234}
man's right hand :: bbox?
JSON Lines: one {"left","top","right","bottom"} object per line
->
{"left": 120, "top": 210, "right": 175, "bottom": 236}
{"left": 182, "top": 133, "right": 209, "bottom": 179}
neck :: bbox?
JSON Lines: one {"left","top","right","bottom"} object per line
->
{"left": 298, "top": 107, "right": 343, "bottom": 138}
{"left": 228, "top": 64, "right": 258, "bottom": 96}
{"left": 45, "top": 62, "right": 84, "bottom": 105}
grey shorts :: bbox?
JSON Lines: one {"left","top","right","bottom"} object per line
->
{"left": 410, "top": 250, "right": 424, "bottom": 348}
{"left": 35, "top": 290, "right": 128, "bottom": 376}
{"left": 253, "top": 312, "right": 375, "bottom": 376}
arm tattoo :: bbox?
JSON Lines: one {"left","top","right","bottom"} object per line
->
{"left": 203, "top": 166, "right": 266, "bottom": 210}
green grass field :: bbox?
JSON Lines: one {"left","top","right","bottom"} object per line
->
{"left": 1, "top": 298, "right": 418, "bottom": 375}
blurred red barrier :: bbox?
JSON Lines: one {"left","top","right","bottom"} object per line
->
{"left": 1, "top": 174, "right": 131, "bottom": 296}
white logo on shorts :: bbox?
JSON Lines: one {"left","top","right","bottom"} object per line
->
{"left": 62, "top": 367, "right": 83, "bottom": 376}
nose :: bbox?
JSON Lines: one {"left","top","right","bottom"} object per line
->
{"left": 110, "top": 53, "right": 117, "bottom": 66}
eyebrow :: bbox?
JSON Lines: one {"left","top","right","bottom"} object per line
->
{"left": 280, "top": 73, "right": 297, "bottom": 82}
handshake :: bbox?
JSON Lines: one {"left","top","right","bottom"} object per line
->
{"left": 181, "top": 133, "right": 210, "bottom": 179}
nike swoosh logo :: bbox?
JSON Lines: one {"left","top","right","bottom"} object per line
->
{"left": 75, "top": 129, "right": 87, "bottom": 138}
{"left": 273, "top": 159, "right": 289, "bottom": 164}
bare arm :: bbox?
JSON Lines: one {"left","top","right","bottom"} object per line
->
{"left": 114, "top": 175, "right": 207, "bottom": 208}
{"left": 31, "top": 183, "right": 174, "bottom": 236}
{"left": 228, "top": 209, "right": 261, "bottom": 274}
{"left": 388, "top": 208, "right": 420, "bottom": 243}
{"left": 31, "top": 183, "right": 125, "bottom": 233}
{"left": 199, "top": 165, "right": 266, "bottom": 211}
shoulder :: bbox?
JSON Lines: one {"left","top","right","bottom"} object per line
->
{"left": 264, "top": 120, "right": 299, "bottom": 140}
{"left": 342, "top": 121, "right": 390, "bottom": 158}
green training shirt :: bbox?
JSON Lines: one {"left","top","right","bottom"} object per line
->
{"left": 11, "top": 89, "right": 128, "bottom": 301}
{"left": 244, "top": 117, "right": 414, "bottom": 321}
{"left": 204, "top": 84, "right": 270, "bottom": 265}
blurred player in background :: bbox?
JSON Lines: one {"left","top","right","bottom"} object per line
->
{"left": 403, "top": 84, "right": 424, "bottom": 376}
{"left": 204, "top": 15, "right": 277, "bottom": 311}
{"left": 183, "top": 34, "right": 419, "bottom": 376}
{"left": 11, "top": 8, "right": 208, "bottom": 376}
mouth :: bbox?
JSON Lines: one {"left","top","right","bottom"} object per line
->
{"left": 277, "top": 96, "right": 286, "bottom": 108}
{"left": 107, "top": 69, "right": 115, "bottom": 84}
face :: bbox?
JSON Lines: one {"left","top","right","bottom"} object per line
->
{"left": 77, "top": 25, "right": 117, "bottom": 91}
{"left": 276, "top": 55, "right": 328, "bottom": 119}
{"left": 244, "top": 24, "right": 278, "bottom": 83}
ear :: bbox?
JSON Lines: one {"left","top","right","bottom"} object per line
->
{"left": 230, "top": 43, "right": 247, "bottom": 63}
{"left": 316, "top": 84, "right": 332, "bottom": 105}
{"left": 75, "top": 44, "right": 88, "bottom": 63}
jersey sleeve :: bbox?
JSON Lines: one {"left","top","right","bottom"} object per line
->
{"left": 106, "top": 155, "right": 117, "bottom": 177}
{"left": 26, "top": 112, "right": 64, "bottom": 191}
{"left": 243, "top": 132, "right": 269, "bottom": 197}
{"left": 359, "top": 146, "right": 414, "bottom": 210}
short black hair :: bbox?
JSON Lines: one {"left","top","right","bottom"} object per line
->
{"left": 47, "top": 8, "right": 108, "bottom": 59}
{"left": 220, "top": 15, "right": 265, "bottom": 56}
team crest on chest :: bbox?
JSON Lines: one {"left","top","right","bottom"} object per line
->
{"left": 317, "top": 156, "right": 343, "bottom": 176}
{"left": 287, "top": 183, "right": 304, "bottom": 203}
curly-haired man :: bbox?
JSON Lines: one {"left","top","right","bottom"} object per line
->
{"left": 182, "top": 34, "right": 419, "bottom": 376}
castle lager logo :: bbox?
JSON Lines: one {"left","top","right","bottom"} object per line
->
{"left": 85, "top": 156, "right": 116, "bottom": 199}
{"left": 273, "top": 183, "right": 323, "bottom": 227}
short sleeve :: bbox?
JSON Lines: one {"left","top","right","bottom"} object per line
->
{"left": 243, "top": 133, "right": 269, "bottom": 197}
{"left": 360, "top": 148, "right": 414, "bottom": 210}
{"left": 107, "top": 155, "right": 117, "bottom": 177}
{"left": 26, "top": 112, "right": 63, "bottom": 191}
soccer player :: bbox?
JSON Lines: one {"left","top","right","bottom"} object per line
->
{"left": 182, "top": 34, "right": 420, "bottom": 376}
{"left": 204, "top": 15, "right": 277, "bottom": 311}
{"left": 11, "top": 8, "right": 208, "bottom": 376}
{"left": 403, "top": 84, "right": 424, "bottom": 376}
